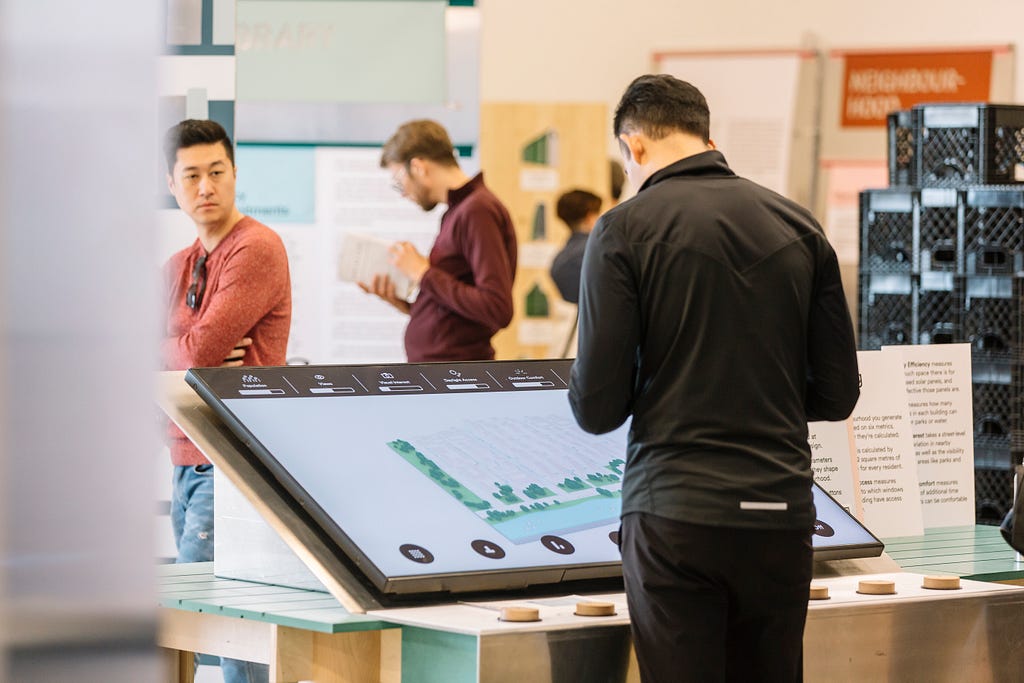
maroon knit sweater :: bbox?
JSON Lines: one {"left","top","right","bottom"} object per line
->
{"left": 162, "top": 216, "right": 291, "bottom": 465}
{"left": 405, "top": 173, "right": 517, "bottom": 361}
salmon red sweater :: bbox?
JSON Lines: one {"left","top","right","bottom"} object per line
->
{"left": 162, "top": 216, "right": 291, "bottom": 465}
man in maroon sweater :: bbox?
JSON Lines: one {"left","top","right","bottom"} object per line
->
{"left": 163, "top": 119, "right": 290, "bottom": 683}
{"left": 360, "top": 120, "right": 517, "bottom": 361}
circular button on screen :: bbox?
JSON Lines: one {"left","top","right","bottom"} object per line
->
{"left": 813, "top": 520, "right": 835, "bottom": 538}
{"left": 399, "top": 543, "right": 435, "bottom": 564}
{"left": 541, "top": 535, "right": 576, "bottom": 555}
{"left": 471, "top": 539, "right": 506, "bottom": 559}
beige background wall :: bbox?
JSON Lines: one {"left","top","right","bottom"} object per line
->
{"left": 478, "top": 0, "right": 1022, "bottom": 347}
{"left": 478, "top": 0, "right": 1022, "bottom": 136}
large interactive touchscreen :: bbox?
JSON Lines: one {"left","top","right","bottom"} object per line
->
{"left": 186, "top": 359, "right": 882, "bottom": 596}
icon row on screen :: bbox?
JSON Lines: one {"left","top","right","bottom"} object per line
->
{"left": 399, "top": 531, "right": 623, "bottom": 564}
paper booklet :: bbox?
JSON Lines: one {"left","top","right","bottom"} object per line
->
{"left": 337, "top": 232, "right": 415, "bottom": 301}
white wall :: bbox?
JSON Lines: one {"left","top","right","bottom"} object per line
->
{"left": 479, "top": 0, "right": 1022, "bottom": 121}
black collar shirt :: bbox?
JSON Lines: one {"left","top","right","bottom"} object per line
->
{"left": 568, "top": 150, "right": 859, "bottom": 530}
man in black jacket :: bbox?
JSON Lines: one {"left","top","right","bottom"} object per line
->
{"left": 568, "top": 74, "right": 860, "bottom": 683}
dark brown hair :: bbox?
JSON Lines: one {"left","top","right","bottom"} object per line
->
{"left": 380, "top": 119, "right": 458, "bottom": 168}
{"left": 556, "top": 189, "right": 602, "bottom": 232}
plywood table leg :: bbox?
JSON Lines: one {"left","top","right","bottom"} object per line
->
{"left": 315, "top": 630, "right": 387, "bottom": 683}
{"left": 270, "top": 625, "right": 314, "bottom": 683}
{"left": 162, "top": 647, "right": 195, "bottom": 683}
{"left": 269, "top": 626, "right": 391, "bottom": 683}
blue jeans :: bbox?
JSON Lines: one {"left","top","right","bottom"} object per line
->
{"left": 172, "top": 464, "right": 270, "bottom": 683}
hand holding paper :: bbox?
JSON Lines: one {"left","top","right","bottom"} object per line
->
{"left": 339, "top": 232, "right": 417, "bottom": 301}
{"left": 388, "top": 240, "right": 430, "bottom": 284}
{"left": 358, "top": 273, "right": 411, "bottom": 315}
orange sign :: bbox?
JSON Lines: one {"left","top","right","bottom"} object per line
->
{"left": 841, "top": 50, "right": 993, "bottom": 127}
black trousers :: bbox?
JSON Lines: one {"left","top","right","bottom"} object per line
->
{"left": 620, "top": 512, "right": 813, "bottom": 683}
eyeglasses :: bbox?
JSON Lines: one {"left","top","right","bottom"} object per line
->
{"left": 186, "top": 253, "right": 208, "bottom": 310}
{"left": 390, "top": 166, "right": 408, "bottom": 194}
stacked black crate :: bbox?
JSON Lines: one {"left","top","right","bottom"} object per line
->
{"left": 962, "top": 188, "right": 1024, "bottom": 522}
{"left": 864, "top": 103, "right": 1024, "bottom": 524}
{"left": 859, "top": 188, "right": 915, "bottom": 351}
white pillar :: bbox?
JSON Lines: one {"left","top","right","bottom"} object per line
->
{"left": 0, "top": 1, "right": 160, "bottom": 679}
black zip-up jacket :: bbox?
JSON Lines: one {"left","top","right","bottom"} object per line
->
{"left": 568, "top": 150, "right": 859, "bottom": 530}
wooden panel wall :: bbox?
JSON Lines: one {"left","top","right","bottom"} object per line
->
{"left": 480, "top": 102, "right": 609, "bottom": 360}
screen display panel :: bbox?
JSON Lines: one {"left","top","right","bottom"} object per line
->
{"left": 186, "top": 359, "right": 882, "bottom": 596}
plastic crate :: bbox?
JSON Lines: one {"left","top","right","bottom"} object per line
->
{"left": 859, "top": 189, "right": 915, "bottom": 273}
{"left": 1015, "top": 389, "right": 1024, "bottom": 459}
{"left": 916, "top": 277, "right": 963, "bottom": 344}
{"left": 973, "top": 381, "right": 1017, "bottom": 468}
{"left": 887, "top": 110, "right": 916, "bottom": 186}
{"left": 858, "top": 273, "right": 913, "bottom": 350}
{"left": 964, "top": 276, "right": 1023, "bottom": 372}
{"left": 914, "top": 103, "right": 1024, "bottom": 188}
{"left": 918, "top": 188, "right": 961, "bottom": 273}
{"left": 975, "top": 466, "right": 1014, "bottom": 525}
{"left": 963, "top": 187, "right": 1024, "bottom": 275}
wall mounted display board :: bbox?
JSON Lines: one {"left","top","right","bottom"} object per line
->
{"left": 233, "top": 144, "right": 453, "bottom": 365}
{"left": 653, "top": 49, "right": 820, "bottom": 209}
{"left": 236, "top": 0, "right": 446, "bottom": 105}
{"left": 236, "top": 3, "right": 479, "bottom": 147}
{"left": 184, "top": 359, "right": 883, "bottom": 607}
{"left": 480, "top": 103, "right": 609, "bottom": 360}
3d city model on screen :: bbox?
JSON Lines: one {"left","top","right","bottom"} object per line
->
{"left": 386, "top": 413, "right": 624, "bottom": 544}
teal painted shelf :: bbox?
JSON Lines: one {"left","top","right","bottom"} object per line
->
{"left": 158, "top": 562, "right": 396, "bottom": 634}
{"left": 883, "top": 525, "right": 1024, "bottom": 583}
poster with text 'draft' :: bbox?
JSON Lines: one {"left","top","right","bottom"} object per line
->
{"left": 850, "top": 350, "right": 924, "bottom": 537}
{"left": 236, "top": 0, "right": 446, "bottom": 104}
{"left": 885, "top": 343, "right": 975, "bottom": 528}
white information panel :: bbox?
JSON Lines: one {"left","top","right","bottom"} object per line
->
{"left": 851, "top": 350, "right": 925, "bottom": 537}
{"left": 810, "top": 420, "right": 859, "bottom": 516}
{"left": 887, "top": 343, "right": 976, "bottom": 528}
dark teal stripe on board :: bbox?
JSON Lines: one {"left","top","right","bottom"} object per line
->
{"left": 202, "top": 0, "right": 213, "bottom": 45}
{"left": 165, "top": 45, "right": 236, "bottom": 56}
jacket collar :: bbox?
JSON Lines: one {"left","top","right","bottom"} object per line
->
{"left": 447, "top": 172, "right": 484, "bottom": 207}
{"left": 639, "top": 150, "right": 735, "bottom": 192}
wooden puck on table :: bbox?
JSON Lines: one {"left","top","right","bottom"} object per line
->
{"left": 574, "top": 601, "right": 616, "bottom": 617}
{"left": 808, "top": 584, "right": 830, "bottom": 600}
{"left": 499, "top": 606, "right": 540, "bottom": 622}
{"left": 857, "top": 579, "right": 896, "bottom": 595}
{"left": 922, "top": 575, "right": 961, "bottom": 590}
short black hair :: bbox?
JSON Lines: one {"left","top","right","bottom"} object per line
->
{"left": 163, "top": 119, "right": 235, "bottom": 173}
{"left": 609, "top": 159, "right": 625, "bottom": 201}
{"left": 556, "top": 189, "right": 602, "bottom": 232}
{"left": 613, "top": 74, "right": 710, "bottom": 143}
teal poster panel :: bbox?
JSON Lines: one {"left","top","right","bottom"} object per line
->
{"left": 235, "top": 144, "right": 316, "bottom": 223}
{"left": 236, "top": 0, "right": 446, "bottom": 104}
